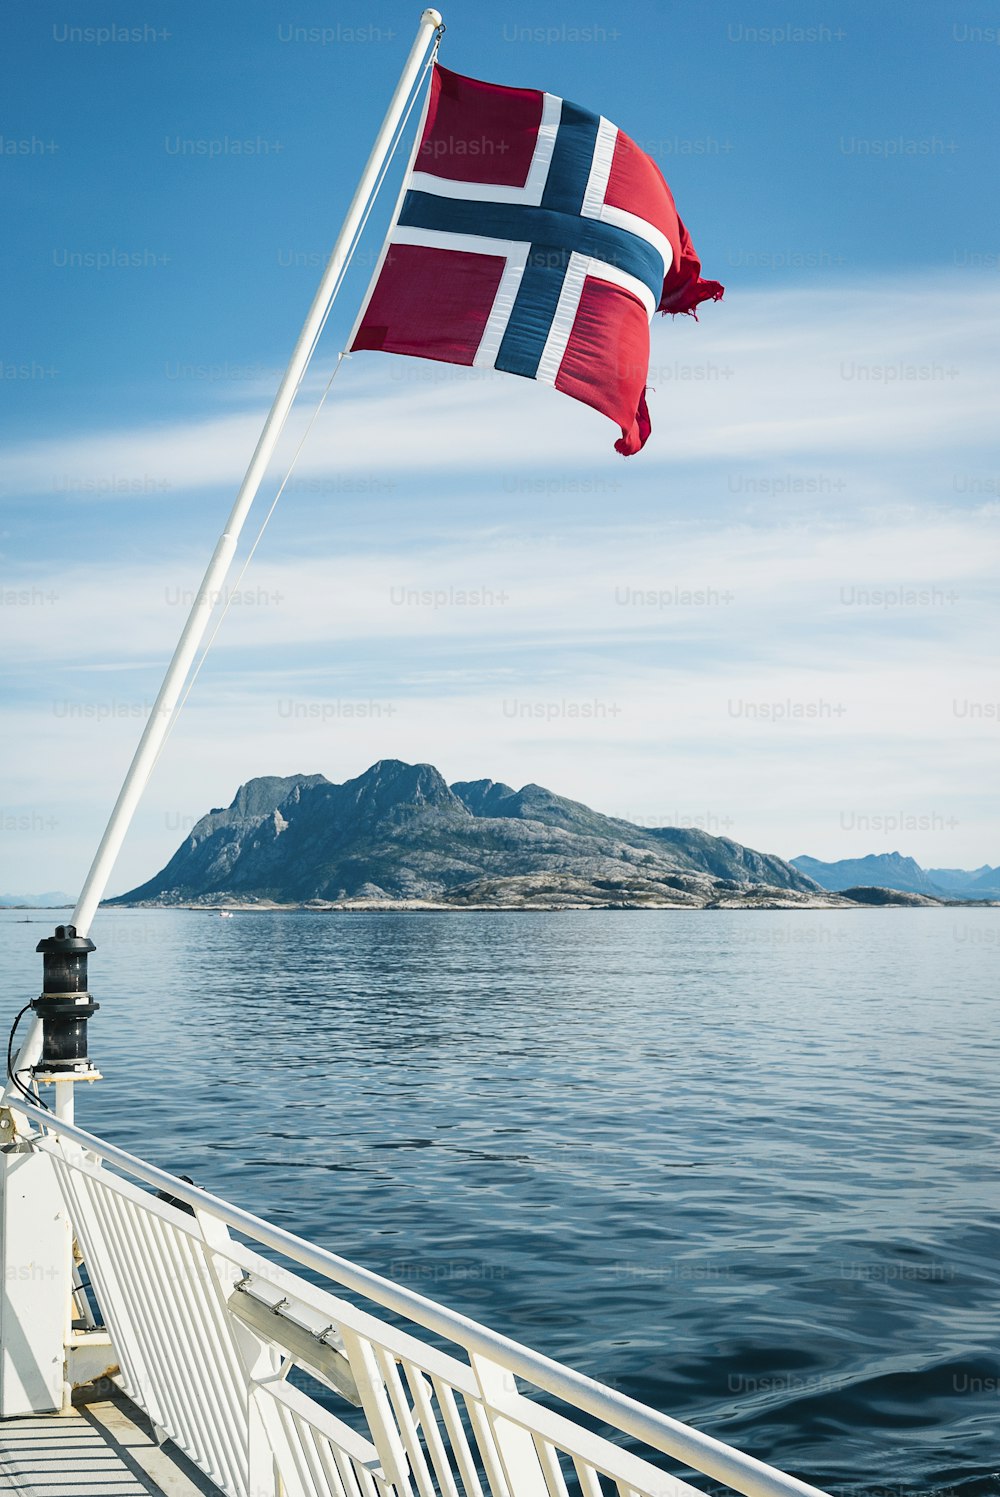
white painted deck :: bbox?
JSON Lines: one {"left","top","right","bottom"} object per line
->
{"left": 0, "top": 1392, "right": 221, "bottom": 1496}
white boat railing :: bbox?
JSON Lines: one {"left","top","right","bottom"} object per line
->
{"left": 11, "top": 1099, "right": 831, "bottom": 1497}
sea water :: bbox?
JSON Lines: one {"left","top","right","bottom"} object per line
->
{"left": 1, "top": 906, "right": 997, "bottom": 1495}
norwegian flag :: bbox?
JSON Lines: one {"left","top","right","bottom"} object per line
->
{"left": 350, "top": 64, "right": 723, "bottom": 455}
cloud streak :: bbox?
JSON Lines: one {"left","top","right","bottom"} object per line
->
{"left": 4, "top": 275, "right": 999, "bottom": 503}
{"left": 3, "top": 270, "right": 999, "bottom": 894}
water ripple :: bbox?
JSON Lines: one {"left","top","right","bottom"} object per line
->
{"left": 2, "top": 907, "right": 997, "bottom": 1495}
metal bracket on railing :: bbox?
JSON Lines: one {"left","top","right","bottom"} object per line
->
{"left": 227, "top": 1277, "right": 361, "bottom": 1406}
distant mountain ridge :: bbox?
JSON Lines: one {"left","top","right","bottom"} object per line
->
{"left": 113, "top": 759, "right": 826, "bottom": 910}
{"left": 0, "top": 892, "right": 74, "bottom": 907}
{"left": 792, "top": 852, "right": 1000, "bottom": 900}
{"left": 928, "top": 863, "right": 1000, "bottom": 897}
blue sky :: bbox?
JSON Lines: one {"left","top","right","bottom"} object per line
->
{"left": 3, "top": 0, "right": 999, "bottom": 896}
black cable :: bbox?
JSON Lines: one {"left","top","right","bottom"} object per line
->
{"left": 6, "top": 1002, "right": 32, "bottom": 1094}
{"left": 6, "top": 1001, "right": 50, "bottom": 1113}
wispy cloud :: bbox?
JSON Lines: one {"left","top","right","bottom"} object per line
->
{"left": 3, "top": 271, "right": 999, "bottom": 894}
{"left": 4, "top": 508, "right": 998, "bottom": 667}
{"left": 4, "top": 276, "right": 999, "bottom": 503}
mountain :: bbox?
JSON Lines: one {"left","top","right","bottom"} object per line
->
{"left": 113, "top": 760, "right": 826, "bottom": 910}
{"left": 927, "top": 864, "right": 1000, "bottom": 898}
{"left": 0, "top": 892, "right": 74, "bottom": 907}
{"left": 793, "top": 852, "right": 1000, "bottom": 901}
{"left": 792, "top": 852, "right": 947, "bottom": 897}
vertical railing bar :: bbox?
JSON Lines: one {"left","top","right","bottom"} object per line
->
{"left": 90, "top": 1184, "right": 174, "bottom": 1434}
{"left": 373, "top": 1345, "right": 439, "bottom": 1497}
{"left": 329, "top": 1444, "right": 362, "bottom": 1497}
{"left": 534, "top": 1437, "right": 573, "bottom": 1497}
{"left": 247, "top": 1382, "right": 284, "bottom": 1497}
{"left": 178, "top": 1218, "right": 258, "bottom": 1447}
{"left": 262, "top": 1398, "right": 291, "bottom": 1495}
{"left": 572, "top": 1456, "right": 606, "bottom": 1497}
{"left": 136, "top": 1206, "right": 219, "bottom": 1470}
{"left": 463, "top": 1396, "right": 513, "bottom": 1497}
{"left": 153, "top": 1209, "right": 252, "bottom": 1497}
{"left": 257, "top": 1382, "right": 309, "bottom": 1497}
{"left": 316, "top": 1434, "right": 351, "bottom": 1497}
{"left": 113, "top": 1195, "right": 223, "bottom": 1483}
{"left": 266, "top": 1400, "right": 291, "bottom": 1494}
{"left": 352, "top": 1455, "right": 383, "bottom": 1497}
{"left": 338, "top": 1445, "right": 370, "bottom": 1497}
{"left": 145, "top": 1210, "right": 247, "bottom": 1493}
{"left": 433, "top": 1380, "right": 486, "bottom": 1497}
{"left": 287, "top": 1410, "right": 325, "bottom": 1497}
{"left": 174, "top": 1219, "right": 246, "bottom": 1393}
{"left": 403, "top": 1361, "right": 461, "bottom": 1497}
{"left": 50, "top": 1159, "right": 147, "bottom": 1406}
{"left": 136, "top": 1203, "right": 229, "bottom": 1461}
{"left": 170, "top": 1215, "right": 257, "bottom": 1490}
{"left": 280, "top": 1400, "right": 319, "bottom": 1496}
{"left": 300, "top": 1420, "right": 335, "bottom": 1496}
{"left": 338, "top": 1327, "right": 413, "bottom": 1497}
{"left": 134, "top": 1199, "right": 225, "bottom": 1478}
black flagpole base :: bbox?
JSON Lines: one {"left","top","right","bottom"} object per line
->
{"left": 32, "top": 925, "right": 99, "bottom": 1075}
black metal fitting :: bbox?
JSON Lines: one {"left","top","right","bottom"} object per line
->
{"left": 32, "top": 924, "right": 99, "bottom": 1074}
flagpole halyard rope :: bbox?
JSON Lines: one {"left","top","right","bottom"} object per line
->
{"left": 150, "top": 36, "right": 442, "bottom": 770}
{"left": 69, "top": 11, "right": 445, "bottom": 936}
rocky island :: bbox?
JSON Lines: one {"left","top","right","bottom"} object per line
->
{"left": 109, "top": 760, "right": 964, "bottom": 911}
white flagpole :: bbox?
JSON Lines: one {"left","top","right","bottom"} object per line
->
{"left": 70, "top": 9, "right": 443, "bottom": 939}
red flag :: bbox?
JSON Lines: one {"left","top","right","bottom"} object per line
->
{"left": 352, "top": 65, "right": 723, "bottom": 454}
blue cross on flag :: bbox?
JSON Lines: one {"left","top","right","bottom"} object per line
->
{"left": 351, "top": 64, "right": 723, "bottom": 453}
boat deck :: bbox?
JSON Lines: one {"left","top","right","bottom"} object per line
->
{"left": 0, "top": 1391, "right": 221, "bottom": 1496}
